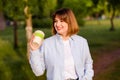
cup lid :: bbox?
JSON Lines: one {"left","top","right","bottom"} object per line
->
{"left": 34, "top": 30, "right": 45, "bottom": 39}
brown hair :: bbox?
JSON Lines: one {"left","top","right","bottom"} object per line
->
{"left": 52, "top": 8, "right": 79, "bottom": 36}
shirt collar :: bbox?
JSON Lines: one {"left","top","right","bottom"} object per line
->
{"left": 55, "top": 33, "right": 76, "bottom": 41}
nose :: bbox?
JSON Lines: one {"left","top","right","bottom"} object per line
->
{"left": 56, "top": 21, "right": 61, "bottom": 26}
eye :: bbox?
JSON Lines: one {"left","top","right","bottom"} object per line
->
{"left": 60, "top": 20, "right": 64, "bottom": 22}
{"left": 54, "top": 20, "right": 57, "bottom": 22}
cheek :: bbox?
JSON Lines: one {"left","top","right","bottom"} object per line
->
{"left": 54, "top": 25, "right": 58, "bottom": 31}
{"left": 64, "top": 24, "right": 68, "bottom": 30}
{"left": 53, "top": 23, "right": 56, "bottom": 28}
{"left": 54, "top": 23, "right": 56, "bottom": 27}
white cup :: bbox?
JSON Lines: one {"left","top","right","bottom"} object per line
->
{"left": 32, "top": 30, "right": 45, "bottom": 47}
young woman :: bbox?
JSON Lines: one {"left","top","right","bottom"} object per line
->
{"left": 29, "top": 8, "right": 94, "bottom": 80}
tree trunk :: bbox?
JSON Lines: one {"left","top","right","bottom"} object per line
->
{"left": 0, "top": 12, "right": 6, "bottom": 30}
{"left": 24, "top": 6, "right": 33, "bottom": 60}
{"left": 110, "top": 7, "right": 115, "bottom": 31}
{"left": 13, "top": 20, "right": 18, "bottom": 48}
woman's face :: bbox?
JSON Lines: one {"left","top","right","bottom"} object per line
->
{"left": 54, "top": 16, "right": 68, "bottom": 37}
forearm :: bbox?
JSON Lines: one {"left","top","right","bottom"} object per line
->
{"left": 29, "top": 49, "right": 45, "bottom": 76}
{"left": 83, "top": 59, "right": 94, "bottom": 80}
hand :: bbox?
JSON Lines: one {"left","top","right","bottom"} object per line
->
{"left": 29, "top": 35, "right": 43, "bottom": 51}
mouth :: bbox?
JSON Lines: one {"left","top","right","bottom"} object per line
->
{"left": 57, "top": 27, "right": 62, "bottom": 31}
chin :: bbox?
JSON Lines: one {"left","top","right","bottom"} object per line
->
{"left": 57, "top": 33, "right": 62, "bottom": 35}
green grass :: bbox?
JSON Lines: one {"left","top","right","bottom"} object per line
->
{"left": 82, "top": 19, "right": 120, "bottom": 60}
{"left": 0, "top": 18, "right": 120, "bottom": 80}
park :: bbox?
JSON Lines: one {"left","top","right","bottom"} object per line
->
{"left": 0, "top": 0, "right": 120, "bottom": 80}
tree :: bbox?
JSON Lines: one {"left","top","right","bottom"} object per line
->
{"left": 1, "top": 0, "right": 56, "bottom": 58}
{"left": 106, "top": 0, "right": 120, "bottom": 31}
{"left": 90, "top": 0, "right": 105, "bottom": 24}
{"left": 92, "top": 0, "right": 120, "bottom": 31}
{"left": 2, "top": 0, "right": 25, "bottom": 48}
{"left": 24, "top": 0, "right": 56, "bottom": 59}
{"left": 24, "top": 0, "right": 33, "bottom": 59}
{"left": 0, "top": 0, "right": 6, "bottom": 30}
{"left": 24, "top": 0, "right": 45, "bottom": 59}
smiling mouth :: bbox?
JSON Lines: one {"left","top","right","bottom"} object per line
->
{"left": 57, "top": 27, "right": 62, "bottom": 31}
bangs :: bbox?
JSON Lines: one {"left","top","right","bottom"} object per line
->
{"left": 52, "top": 9, "right": 69, "bottom": 23}
{"left": 56, "top": 14, "right": 68, "bottom": 22}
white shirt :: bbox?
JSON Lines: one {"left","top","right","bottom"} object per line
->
{"left": 63, "top": 40, "right": 78, "bottom": 79}
{"left": 29, "top": 34, "right": 94, "bottom": 80}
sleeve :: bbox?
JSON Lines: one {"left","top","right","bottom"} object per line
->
{"left": 29, "top": 44, "right": 46, "bottom": 76}
{"left": 82, "top": 40, "right": 94, "bottom": 80}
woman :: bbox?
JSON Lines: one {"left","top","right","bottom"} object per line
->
{"left": 29, "top": 8, "right": 94, "bottom": 80}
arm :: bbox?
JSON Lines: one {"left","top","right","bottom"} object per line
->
{"left": 82, "top": 40, "right": 94, "bottom": 80}
{"left": 29, "top": 35, "right": 45, "bottom": 76}
{"left": 29, "top": 46, "right": 46, "bottom": 76}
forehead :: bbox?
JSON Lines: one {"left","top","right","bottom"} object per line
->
{"left": 54, "top": 14, "right": 67, "bottom": 20}
{"left": 54, "top": 15, "right": 61, "bottom": 20}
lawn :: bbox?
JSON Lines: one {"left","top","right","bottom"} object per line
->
{"left": 0, "top": 18, "right": 120, "bottom": 80}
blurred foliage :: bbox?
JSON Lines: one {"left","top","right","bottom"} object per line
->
{"left": 91, "top": 0, "right": 120, "bottom": 17}
{"left": 0, "top": 0, "right": 120, "bottom": 21}
{"left": 32, "top": 18, "right": 52, "bottom": 28}
{"left": 27, "top": 0, "right": 57, "bottom": 18}
{"left": 106, "top": 0, "right": 120, "bottom": 12}
{"left": 1, "top": 0, "right": 25, "bottom": 20}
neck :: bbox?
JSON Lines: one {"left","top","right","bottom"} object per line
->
{"left": 61, "top": 35, "right": 69, "bottom": 41}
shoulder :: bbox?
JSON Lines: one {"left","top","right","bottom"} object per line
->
{"left": 43, "top": 35, "right": 56, "bottom": 44}
{"left": 45, "top": 35, "right": 56, "bottom": 41}
{"left": 71, "top": 35, "right": 89, "bottom": 48}
{"left": 71, "top": 35, "right": 87, "bottom": 42}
